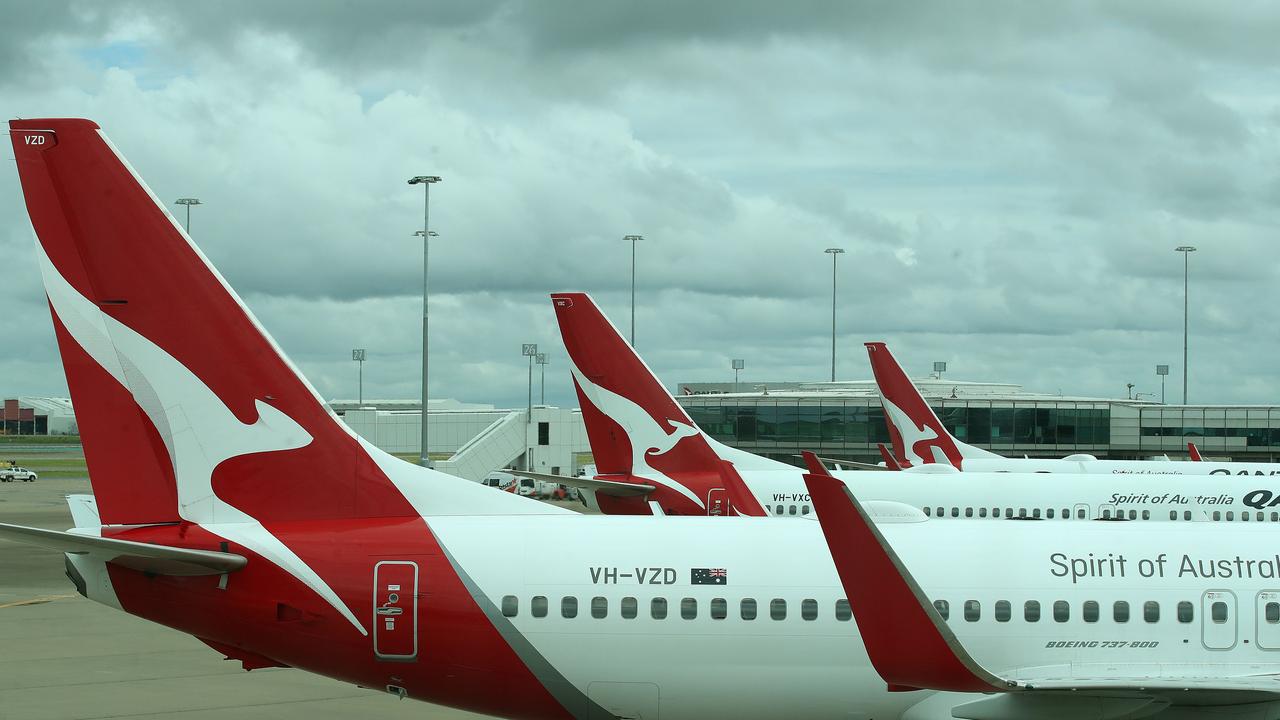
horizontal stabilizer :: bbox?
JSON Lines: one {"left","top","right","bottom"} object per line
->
{"left": 503, "top": 469, "right": 656, "bottom": 497}
{"left": 0, "top": 522, "right": 247, "bottom": 577}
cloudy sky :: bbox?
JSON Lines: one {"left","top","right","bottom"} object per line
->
{"left": 2, "top": 1, "right": 1278, "bottom": 409}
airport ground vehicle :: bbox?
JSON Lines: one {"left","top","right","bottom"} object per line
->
{"left": 481, "top": 471, "right": 516, "bottom": 491}
{"left": 0, "top": 466, "right": 37, "bottom": 482}
{"left": 549, "top": 293, "right": 1280, "bottom": 522}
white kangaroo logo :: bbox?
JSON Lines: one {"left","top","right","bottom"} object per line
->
{"left": 881, "top": 397, "right": 950, "bottom": 466}
{"left": 37, "top": 242, "right": 367, "bottom": 636}
{"left": 568, "top": 361, "right": 706, "bottom": 509}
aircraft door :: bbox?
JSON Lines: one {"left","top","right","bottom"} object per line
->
{"left": 1202, "top": 590, "right": 1238, "bottom": 650}
{"left": 1097, "top": 503, "right": 1117, "bottom": 520}
{"left": 374, "top": 561, "right": 419, "bottom": 661}
{"left": 1256, "top": 592, "right": 1280, "bottom": 649}
{"left": 707, "top": 488, "right": 728, "bottom": 516}
{"left": 1072, "top": 503, "right": 1089, "bottom": 520}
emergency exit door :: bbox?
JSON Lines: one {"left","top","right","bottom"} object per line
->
{"left": 1202, "top": 590, "right": 1238, "bottom": 650}
{"left": 707, "top": 488, "right": 728, "bottom": 516}
{"left": 374, "top": 561, "right": 419, "bottom": 661}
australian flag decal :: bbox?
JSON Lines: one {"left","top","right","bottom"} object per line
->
{"left": 691, "top": 568, "right": 727, "bottom": 585}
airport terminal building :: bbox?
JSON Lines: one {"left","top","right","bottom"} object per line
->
{"left": 674, "top": 379, "right": 1280, "bottom": 465}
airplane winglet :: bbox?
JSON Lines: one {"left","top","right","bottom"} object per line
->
{"left": 1188, "top": 442, "right": 1203, "bottom": 462}
{"left": 799, "top": 451, "right": 1011, "bottom": 693}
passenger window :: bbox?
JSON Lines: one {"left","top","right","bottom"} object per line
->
{"left": 651, "top": 597, "right": 668, "bottom": 619}
{"left": 1273, "top": 512, "right": 1279, "bottom": 522}
{"left": 801, "top": 505, "right": 811, "bottom": 516}
{"left": 1213, "top": 511, "right": 1221, "bottom": 521}
{"left": 1024, "top": 600, "right": 1040, "bottom": 622}
{"left": 1258, "top": 512, "right": 1265, "bottom": 521}
{"left": 1243, "top": 512, "right": 1251, "bottom": 522}
{"left": 591, "top": 596, "right": 607, "bottom": 619}
{"left": 1083, "top": 601, "right": 1099, "bottom": 623}
{"left": 1004, "top": 508, "right": 1013, "bottom": 519}
{"left": 741, "top": 598, "right": 758, "bottom": 620}
{"left": 1047, "top": 508, "right": 1055, "bottom": 519}
{"left": 1128, "top": 510, "right": 1137, "bottom": 520}
{"left": 1141, "top": 510, "right": 1150, "bottom": 520}
{"left": 1177, "top": 601, "right": 1194, "bottom": 623}
{"left": 1018, "top": 508, "right": 1027, "bottom": 519}
{"left": 1033, "top": 508, "right": 1041, "bottom": 519}
{"left": 979, "top": 508, "right": 988, "bottom": 518}
{"left": 621, "top": 597, "right": 637, "bottom": 619}
{"left": 1266, "top": 602, "right": 1279, "bottom": 624}
{"left": 964, "top": 600, "right": 980, "bottom": 622}
{"left": 711, "top": 598, "right": 727, "bottom": 620}
{"left": 991, "top": 507, "right": 999, "bottom": 518}
{"left": 1102, "top": 509, "right": 1111, "bottom": 519}
{"left": 789, "top": 505, "right": 797, "bottom": 516}
{"left": 1169, "top": 510, "right": 1177, "bottom": 520}
{"left": 681, "top": 597, "right": 697, "bottom": 620}
{"left": 937, "top": 507, "right": 945, "bottom": 517}
{"left": 502, "top": 595, "right": 518, "bottom": 617}
{"left": 1211, "top": 601, "right": 1228, "bottom": 624}
{"left": 562, "top": 596, "right": 578, "bottom": 619}
{"left": 776, "top": 505, "right": 784, "bottom": 515}
{"left": 934, "top": 599, "right": 950, "bottom": 620}
{"left": 994, "top": 600, "right": 1011, "bottom": 622}
{"left": 531, "top": 595, "right": 548, "bottom": 618}
{"left": 1060, "top": 507, "right": 1068, "bottom": 519}
{"left": 1185, "top": 511, "right": 1192, "bottom": 521}
{"left": 965, "top": 507, "right": 973, "bottom": 518}
{"left": 1114, "top": 601, "right": 1130, "bottom": 623}
{"left": 1077, "top": 508, "right": 1086, "bottom": 519}
{"left": 835, "top": 599, "right": 852, "bottom": 621}
{"left": 770, "top": 598, "right": 787, "bottom": 620}
{"left": 951, "top": 507, "right": 959, "bottom": 518}
{"left": 923, "top": 506, "right": 931, "bottom": 517}
{"left": 1226, "top": 511, "right": 1234, "bottom": 521}
{"left": 1053, "top": 600, "right": 1069, "bottom": 622}
{"left": 1144, "top": 601, "right": 1160, "bottom": 623}
{"left": 802, "top": 599, "right": 818, "bottom": 621}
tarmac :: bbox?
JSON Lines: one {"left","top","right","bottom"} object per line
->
{"left": 0, "top": 477, "right": 494, "bottom": 720}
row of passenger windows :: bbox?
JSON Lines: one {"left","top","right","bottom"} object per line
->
{"left": 501, "top": 595, "right": 852, "bottom": 621}
{"left": 772, "top": 505, "right": 811, "bottom": 516}
{"left": 931, "top": 598, "right": 1256, "bottom": 624}
{"left": 923, "top": 506, "right": 1280, "bottom": 522}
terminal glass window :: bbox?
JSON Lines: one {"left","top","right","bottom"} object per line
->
{"left": 621, "top": 597, "right": 637, "bottom": 619}
{"left": 651, "top": 597, "right": 668, "bottom": 620}
{"left": 537, "top": 422, "right": 549, "bottom": 446}
{"left": 531, "top": 595, "right": 548, "bottom": 618}
{"left": 502, "top": 595, "right": 518, "bottom": 617}
{"left": 741, "top": 598, "right": 758, "bottom": 620}
{"left": 562, "top": 596, "right": 578, "bottom": 619}
{"left": 591, "top": 596, "right": 607, "bottom": 619}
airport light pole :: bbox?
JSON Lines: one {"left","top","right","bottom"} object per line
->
{"left": 523, "top": 344, "right": 538, "bottom": 471}
{"left": 824, "top": 248, "right": 845, "bottom": 382}
{"left": 1175, "top": 245, "right": 1196, "bottom": 404}
{"left": 537, "top": 353, "right": 548, "bottom": 405}
{"left": 352, "top": 349, "right": 366, "bottom": 406}
{"left": 624, "top": 235, "right": 643, "bottom": 346}
{"left": 732, "top": 358, "right": 744, "bottom": 393}
{"left": 174, "top": 198, "right": 201, "bottom": 233}
{"left": 1156, "top": 364, "right": 1169, "bottom": 404}
{"left": 408, "top": 174, "right": 441, "bottom": 467}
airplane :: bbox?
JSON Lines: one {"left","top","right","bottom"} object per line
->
{"left": 801, "top": 452, "right": 1280, "bottom": 718}
{"left": 867, "top": 341, "right": 1280, "bottom": 476}
{"left": 4, "top": 116, "right": 992, "bottom": 720}
{"left": 550, "top": 292, "right": 1280, "bottom": 523}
